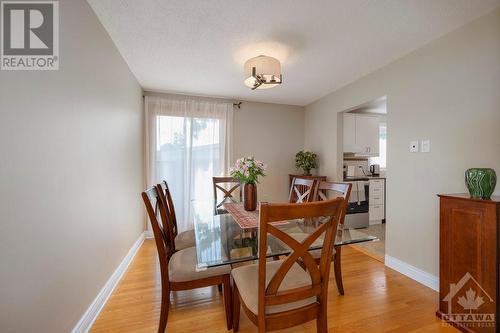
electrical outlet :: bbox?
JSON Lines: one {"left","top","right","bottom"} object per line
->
{"left": 421, "top": 140, "right": 431, "bottom": 153}
{"left": 410, "top": 141, "right": 419, "bottom": 153}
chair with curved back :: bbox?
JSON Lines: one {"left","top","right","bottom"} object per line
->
{"left": 231, "top": 198, "right": 344, "bottom": 333}
{"left": 312, "top": 181, "right": 352, "bottom": 295}
{"left": 142, "top": 186, "right": 232, "bottom": 333}
{"left": 288, "top": 177, "right": 317, "bottom": 203}
{"left": 213, "top": 176, "right": 242, "bottom": 215}
{"left": 158, "top": 180, "right": 195, "bottom": 251}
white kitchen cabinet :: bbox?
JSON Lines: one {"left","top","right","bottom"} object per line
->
{"left": 369, "top": 204, "right": 385, "bottom": 221}
{"left": 342, "top": 113, "right": 360, "bottom": 153}
{"left": 343, "top": 113, "right": 380, "bottom": 156}
{"left": 356, "top": 115, "right": 379, "bottom": 155}
{"left": 369, "top": 179, "right": 385, "bottom": 223}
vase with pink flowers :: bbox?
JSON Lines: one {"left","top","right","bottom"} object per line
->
{"left": 230, "top": 157, "right": 266, "bottom": 211}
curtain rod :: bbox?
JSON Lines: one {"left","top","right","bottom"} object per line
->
{"left": 142, "top": 91, "right": 242, "bottom": 109}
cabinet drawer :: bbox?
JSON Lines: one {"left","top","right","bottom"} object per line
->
{"left": 369, "top": 186, "right": 384, "bottom": 196}
{"left": 370, "top": 194, "right": 384, "bottom": 205}
{"left": 369, "top": 204, "right": 385, "bottom": 220}
{"left": 369, "top": 179, "right": 384, "bottom": 188}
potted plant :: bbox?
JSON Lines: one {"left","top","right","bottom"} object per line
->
{"left": 295, "top": 150, "right": 317, "bottom": 176}
{"left": 230, "top": 157, "right": 266, "bottom": 211}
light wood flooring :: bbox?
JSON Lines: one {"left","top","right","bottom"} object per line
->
{"left": 352, "top": 224, "right": 386, "bottom": 262}
{"left": 90, "top": 240, "right": 457, "bottom": 333}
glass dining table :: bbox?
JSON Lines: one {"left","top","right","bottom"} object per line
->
{"left": 190, "top": 201, "right": 379, "bottom": 269}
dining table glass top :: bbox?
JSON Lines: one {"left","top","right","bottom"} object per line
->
{"left": 191, "top": 201, "right": 378, "bottom": 268}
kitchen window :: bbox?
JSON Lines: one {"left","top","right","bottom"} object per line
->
{"left": 370, "top": 123, "right": 386, "bottom": 169}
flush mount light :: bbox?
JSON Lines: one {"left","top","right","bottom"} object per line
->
{"left": 244, "top": 55, "right": 283, "bottom": 90}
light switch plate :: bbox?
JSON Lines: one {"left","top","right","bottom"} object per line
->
{"left": 421, "top": 140, "right": 431, "bottom": 153}
{"left": 410, "top": 141, "right": 419, "bottom": 153}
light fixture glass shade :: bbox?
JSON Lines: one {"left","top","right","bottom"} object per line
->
{"left": 244, "top": 55, "right": 282, "bottom": 89}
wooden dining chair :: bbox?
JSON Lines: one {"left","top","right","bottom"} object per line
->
{"left": 142, "top": 186, "right": 233, "bottom": 333}
{"left": 311, "top": 181, "right": 352, "bottom": 295}
{"left": 232, "top": 198, "right": 344, "bottom": 333}
{"left": 158, "top": 180, "right": 195, "bottom": 251}
{"left": 213, "top": 176, "right": 242, "bottom": 215}
{"left": 288, "top": 177, "right": 317, "bottom": 203}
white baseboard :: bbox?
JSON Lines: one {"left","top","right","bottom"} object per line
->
{"left": 144, "top": 228, "right": 154, "bottom": 239}
{"left": 385, "top": 254, "right": 439, "bottom": 292}
{"left": 71, "top": 232, "right": 146, "bottom": 333}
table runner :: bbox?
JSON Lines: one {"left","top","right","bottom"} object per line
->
{"left": 223, "top": 202, "right": 288, "bottom": 229}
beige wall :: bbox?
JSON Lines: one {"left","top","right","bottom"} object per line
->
{"left": 0, "top": 1, "right": 144, "bottom": 332}
{"left": 305, "top": 9, "right": 500, "bottom": 277}
{"left": 233, "top": 102, "right": 305, "bottom": 202}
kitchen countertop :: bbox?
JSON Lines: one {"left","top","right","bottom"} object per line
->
{"left": 343, "top": 175, "right": 386, "bottom": 181}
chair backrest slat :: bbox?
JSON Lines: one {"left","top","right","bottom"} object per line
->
{"left": 141, "top": 187, "right": 174, "bottom": 279}
{"left": 158, "top": 180, "right": 178, "bottom": 237}
{"left": 265, "top": 223, "right": 326, "bottom": 295}
{"left": 213, "top": 176, "right": 242, "bottom": 214}
{"left": 288, "top": 177, "right": 317, "bottom": 203}
{"left": 257, "top": 199, "right": 343, "bottom": 314}
{"left": 313, "top": 181, "right": 352, "bottom": 230}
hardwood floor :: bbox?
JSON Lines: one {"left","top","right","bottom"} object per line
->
{"left": 90, "top": 240, "right": 457, "bottom": 333}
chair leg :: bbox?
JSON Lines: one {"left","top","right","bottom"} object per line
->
{"left": 158, "top": 281, "right": 170, "bottom": 333}
{"left": 233, "top": 284, "right": 241, "bottom": 332}
{"left": 222, "top": 276, "right": 233, "bottom": 330}
{"left": 333, "top": 246, "right": 344, "bottom": 295}
{"left": 316, "top": 313, "right": 327, "bottom": 333}
{"left": 316, "top": 298, "right": 328, "bottom": 333}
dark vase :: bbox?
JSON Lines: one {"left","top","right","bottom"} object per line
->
{"left": 243, "top": 183, "right": 257, "bottom": 211}
{"left": 303, "top": 169, "right": 312, "bottom": 176}
{"left": 465, "top": 168, "right": 497, "bottom": 199}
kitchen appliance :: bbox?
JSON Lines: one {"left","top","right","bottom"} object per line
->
{"left": 344, "top": 180, "right": 369, "bottom": 229}
{"left": 369, "top": 164, "right": 380, "bottom": 176}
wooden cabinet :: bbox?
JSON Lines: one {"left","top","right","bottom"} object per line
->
{"left": 343, "top": 113, "right": 379, "bottom": 156}
{"left": 437, "top": 194, "right": 500, "bottom": 332}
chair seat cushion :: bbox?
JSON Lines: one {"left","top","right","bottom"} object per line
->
{"left": 175, "top": 229, "right": 195, "bottom": 250}
{"left": 168, "top": 247, "right": 230, "bottom": 282}
{"left": 231, "top": 260, "right": 316, "bottom": 315}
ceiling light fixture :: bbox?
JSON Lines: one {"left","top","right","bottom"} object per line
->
{"left": 244, "top": 55, "right": 282, "bottom": 90}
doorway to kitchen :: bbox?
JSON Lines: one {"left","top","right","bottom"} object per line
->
{"left": 340, "top": 96, "right": 387, "bottom": 262}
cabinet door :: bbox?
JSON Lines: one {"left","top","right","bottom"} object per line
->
{"left": 438, "top": 197, "right": 498, "bottom": 332}
{"left": 355, "top": 115, "right": 379, "bottom": 155}
{"left": 343, "top": 113, "right": 359, "bottom": 153}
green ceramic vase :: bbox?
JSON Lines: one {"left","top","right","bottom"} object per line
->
{"left": 465, "top": 168, "right": 497, "bottom": 199}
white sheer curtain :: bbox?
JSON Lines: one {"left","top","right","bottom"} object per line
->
{"left": 145, "top": 95, "right": 233, "bottom": 232}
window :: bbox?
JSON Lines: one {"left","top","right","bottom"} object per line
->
{"left": 145, "top": 96, "right": 233, "bottom": 232}
{"left": 155, "top": 115, "right": 224, "bottom": 227}
{"left": 370, "top": 123, "right": 387, "bottom": 169}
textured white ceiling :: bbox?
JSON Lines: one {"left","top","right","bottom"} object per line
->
{"left": 87, "top": 0, "right": 500, "bottom": 106}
